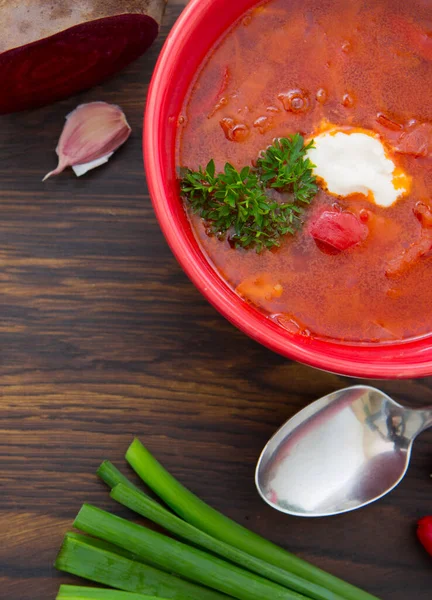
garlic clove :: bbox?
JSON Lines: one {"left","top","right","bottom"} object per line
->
{"left": 43, "top": 101, "right": 131, "bottom": 181}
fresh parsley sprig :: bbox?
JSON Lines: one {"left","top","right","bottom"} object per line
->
{"left": 180, "top": 134, "right": 317, "bottom": 252}
{"left": 257, "top": 134, "right": 318, "bottom": 203}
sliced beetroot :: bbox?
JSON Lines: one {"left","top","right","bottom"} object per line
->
{"left": 0, "top": 1, "right": 166, "bottom": 114}
{"left": 309, "top": 210, "right": 368, "bottom": 252}
{"left": 395, "top": 123, "right": 432, "bottom": 157}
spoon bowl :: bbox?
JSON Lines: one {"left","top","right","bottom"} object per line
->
{"left": 255, "top": 385, "right": 432, "bottom": 517}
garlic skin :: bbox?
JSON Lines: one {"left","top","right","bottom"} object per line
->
{"left": 72, "top": 152, "right": 114, "bottom": 177}
{"left": 43, "top": 101, "right": 131, "bottom": 181}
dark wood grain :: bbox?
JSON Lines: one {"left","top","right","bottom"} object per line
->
{"left": 1, "top": 2, "right": 432, "bottom": 599}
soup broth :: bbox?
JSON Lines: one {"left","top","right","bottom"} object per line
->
{"left": 177, "top": 0, "right": 432, "bottom": 343}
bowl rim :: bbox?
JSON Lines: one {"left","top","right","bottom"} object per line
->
{"left": 144, "top": 0, "right": 432, "bottom": 379}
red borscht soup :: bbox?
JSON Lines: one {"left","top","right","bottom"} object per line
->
{"left": 177, "top": 0, "right": 432, "bottom": 344}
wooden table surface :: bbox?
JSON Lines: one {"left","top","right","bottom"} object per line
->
{"left": 1, "top": 2, "right": 432, "bottom": 599}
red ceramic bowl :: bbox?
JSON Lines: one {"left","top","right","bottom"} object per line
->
{"left": 144, "top": 0, "right": 432, "bottom": 379}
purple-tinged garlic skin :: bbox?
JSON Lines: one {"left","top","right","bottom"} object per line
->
{"left": 43, "top": 101, "right": 131, "bottom": 180}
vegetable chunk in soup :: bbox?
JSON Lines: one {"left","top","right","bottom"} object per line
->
{"left": 177, "top": 0, "right": 432, "bottom": 343}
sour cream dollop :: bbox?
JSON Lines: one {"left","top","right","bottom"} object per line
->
{"left": 306, "top": 130, "right": 409, "bottom": 208}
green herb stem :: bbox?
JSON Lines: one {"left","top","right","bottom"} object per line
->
{"left": 74, "top": 504, "right": 307, "bottom": 600}
{"left": 57, "top": 586, "right": 162, "bottom": 600}
{"left": 125, "top": 439, "right": 381, "bottom": 600}
{"left": 55, "top": 533, "right": 229, "bottom": 600}
{"left": 110, "top": 482, "right": 343, "bottom": 600}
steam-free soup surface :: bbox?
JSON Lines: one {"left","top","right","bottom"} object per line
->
{"left": 178, "top": 0, "right": 432, "bottom": 343}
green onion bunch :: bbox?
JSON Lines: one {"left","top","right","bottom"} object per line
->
{"left": 55, "top": 438, "right": 381, "bottom": 600}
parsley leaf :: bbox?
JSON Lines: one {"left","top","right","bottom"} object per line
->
{"left": 180, "top": 134, "right": 317, "bottom": 252}
{"left": 256, "top": 134, "right": 318, "bottom": 201}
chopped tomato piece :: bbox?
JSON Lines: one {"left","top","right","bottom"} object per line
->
{"left": 309, "top": 210, "right": 368, "bottom": 252}
{"left": 395, "top": 123, "right": 432, "bottom": 157}
{"left": 386, "top": 229, "right": 432, "bottom": 278}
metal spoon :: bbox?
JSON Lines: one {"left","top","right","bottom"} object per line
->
{"left": 255, "top": 385, "right": 432, "bottom": 517}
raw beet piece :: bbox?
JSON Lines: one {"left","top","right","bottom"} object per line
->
{"left": 0, "top": 1, "right": 166, "bottom": 114}
{"left": 309, "top": 210, "right": 368, "bottom": 252}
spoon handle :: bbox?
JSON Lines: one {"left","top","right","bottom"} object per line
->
{"left": 413, "top": 407, "right": 432, "bottom": 436}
